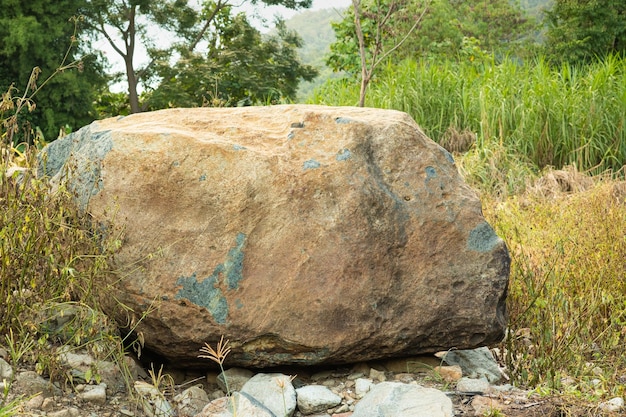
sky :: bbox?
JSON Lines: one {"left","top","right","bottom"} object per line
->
{"left": 241, "top": 0, "right": 351, "bottom": 27}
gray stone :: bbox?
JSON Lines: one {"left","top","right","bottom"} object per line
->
{"left": 351, "top": 382, "right": 454, "bottom": 417}
{"left": 198, "top": 392, "right": 275, "bottom": 417}
{"left": 241, "top": 373, "right": 296, "bottom": 417}
{"left": 599, "top": 397, "right": 624, "bottom": 413}
{"left": 456, "top": 377, "right": 491, "bottom": 394}
{"left": 79, "top": 383, "right": 107, "bottom": 405}
{"left": 174, "top": 385, "right": 210, "bottom": 417}
{"left": 0, "top": 358, "right": 12, "bottom": 380}
{"left": 58, "top": 347, "right": 125, "bottom": 393}
{"left": 134, "top": 380, "right": 175, "bottom": 417}
{"left": 295, "top": 385, "right": 342, "bottom": 415}
{"left": 354, "top": 378, "right": 374, "bottom": 399}
{"left": 14, "top": 370, "right": 61, "bottom": 397}
{"left": 217, "top": 367, "right": 254, "bottom": 393}
{"left": 441, "top": 347, "right": 504, "bottom": 383}
{"left": 48, "top": 408, "right": 81, "bottom": 417}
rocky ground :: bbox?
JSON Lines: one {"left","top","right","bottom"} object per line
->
{"left": 2, "top": 344, "right": 624, "bottom": 417}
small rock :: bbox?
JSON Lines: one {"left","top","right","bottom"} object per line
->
{"left": 79, "top": 383, "right": 107, "bottom": 405}
{"left": 0, "top": 346, "right": 8, "bottom": 360}
{"left": 296, "top": 385, "right": 342, "bottom": 415}
{"left": 25, "top": 394, "right": 45, "bottom": 410}
{"left": 198, "top": 392, "right": 274, "bottom": 417}
{"left": 347, "top": 372, "right": 364, "bottom": 381}
{"left": 49, "top": 408, "right": 81, "bottom": 417}
{"left": 393, "top": 373, "right": 415, "bottom": 383}
{"left": 210, "top": 389, "right": 226, "bottom": 401}
{"left": 41, "top": 397, "right": 56, "bottom": 411}
{"left": 434, "top": 365, "right": 463, "bottom": 383}
{"left": 440, "top": 347, "right": 504, "bottom": 383}
{"left": 241, "top": 373, "right": 296, "bottom": 417}
{"left": 354, "top": 378, "right": 374, "bottom": 399}
{"left": 217, "top": 367, "right": 254, "bottom": 393}
{"left": 134, "top": 380, "right": 175, "bottom": 417}
{"left": 14, "top": 370, "right": 61, "bottom": 397}
{"left": 471, "top": 395, "right": 504, "bottom": 415}
{"left": 333, "top": 404, "right": 350, "bottom": 413}
{"left": 456, "top": 377, "right": 490, "bottom": 394}
{"left": 311, "top": 371, "right": 334, "bottom": 381}
{"left": 58, "top": 347, "right": 125, "bottom": 392}
{"left": 599, "top": 397, "right": 624, "bottom": 412}
{"left": 351, "top": 382, "right": 453, "bottom": 417}
{"left": 368, "top": 368, "right": 386, "bottom": 382}
{"left": 381, "top": 356, "right": 441, "bottom": 373}
{"left": 174, "top": 385, "right": 210, "bottom": 417}
{"left": 0, "top": 358, "right": 13, "bottom": 380}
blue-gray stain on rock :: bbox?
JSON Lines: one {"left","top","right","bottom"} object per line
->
{"left": 467, "top": 221, "right": 501, "bottom": 252}
{"left": 442, "top": 148, "right": 455, "bottom": 164}
{"left": 175, "top": 274, "right": 228, "bottom": 324}
{"left": 38, "top": 125, "right": 113, "bottom": 211}
{"left": 336, "top": 149, "right": 352, "bottom": 161}
{"left": 199, "top": 174, "right": 207, "bottom": 181}
{"left": 425, "top": 166, "right": 437, "bottom": 179}
{"left": 224, "top": 232, "right": 247, "bottom": 290}
{"left": 233, "top": 144, "right": 246, "bottom": 150}
{"left": 303, "top": 159, "right": 321, "bottom": 170}
{"left": 287, "top": 131, "right": 295, "bottom": 140}
{"left": 174, "top": 233, "right": 247, "bottom": 323}
{"left": 335, "top": 117, "right": 353, "bottom": 124}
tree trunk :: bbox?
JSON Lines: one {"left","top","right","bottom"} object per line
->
{"left": 125, "top": 59, "right": 141, "bottom": 114}
{"left": 126, "top": 6, "right": 141, "bottom": 113}
{"left": 353, "top": 0, "right": 368, "bottom": 107}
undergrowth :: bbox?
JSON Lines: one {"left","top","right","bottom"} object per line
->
{"left": 0, "top": 32, "right": 136, "bottom": 413}
{"left": 484, "top": 173, "right": 626, "bottom": 399}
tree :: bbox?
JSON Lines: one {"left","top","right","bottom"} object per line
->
{"left": 146, "top": 14, "right": 317, "bottom": 108}
{"left": 82, "top": 0, "right": 313, "bottom": 113}
{"left": 81, "top": 0, "right": 199, "bottom": 113}
{"left": 328, "top": 0, "right": 432, "bottom": 107}
{"left": 328, "top": 0, "right": 535, "bottom": 75}
{"left": 0, "top": 0, "right": 105, "bottom": 142}
{"left": 545, "top": 0, "right": 626, "bottom": 63}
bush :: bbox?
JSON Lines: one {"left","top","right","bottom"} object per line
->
{"left": 486, "top": 175, "right": 626, "bottom": 398}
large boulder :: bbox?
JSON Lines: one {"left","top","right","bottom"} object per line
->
{"left": 39, "top": 105, "right": 509, "bottom": 367}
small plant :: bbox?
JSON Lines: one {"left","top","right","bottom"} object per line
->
{"left": 199, "top": 336, "right": 237, "bottom": 415}
{"left": 482, "top": 407, "right": 506, "bottom": 417}
{"left": 199, "top": 336, "right": 232, "bottom": 394}
{"left": 275, "top": 374, "right": 296, "bottom": 417}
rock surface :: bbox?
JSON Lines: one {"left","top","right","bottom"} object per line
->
{"left": 40, "top": 105, "right": 510, "bottom": 367}
{"left": 351, "top": 382, "right": 454, "bottom": 417}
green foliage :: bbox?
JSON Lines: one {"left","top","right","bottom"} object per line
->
{"left": 312, "top": 55, "right": 626, "bottom": 195}
{"left": 82, "top": 0, "right": 315, "bottom": 112}
{"left": 0, "top": 144, "right": 112, "bottom": 334}
{"left": 327, "top": 0, "right": 537, "bottom": 74}
{"left": 488, "top": 180, "right": 626, "bottom": 397}
{"left": 146, "top": 14, "right": 317, "bottom": 108}
{"left": 545, "top": 0, "right": 626, "bottom": 64}
{"left": 0, "top": 2, "right": 105, "bottom": 141}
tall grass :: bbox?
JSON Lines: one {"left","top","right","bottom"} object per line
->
{"left": 311, "top": 55, "right": 626, "bottom": 189}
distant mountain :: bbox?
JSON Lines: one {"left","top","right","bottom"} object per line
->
{"left": 282, "top": 7, "right": 348, "bottom": 101}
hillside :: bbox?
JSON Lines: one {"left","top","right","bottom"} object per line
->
{"left": 282, "top": 7, "right": 347, "bottom": 101}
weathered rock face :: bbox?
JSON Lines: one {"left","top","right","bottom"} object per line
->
{"left": 39, "top": 105, "right": 509, "bottom": 367}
